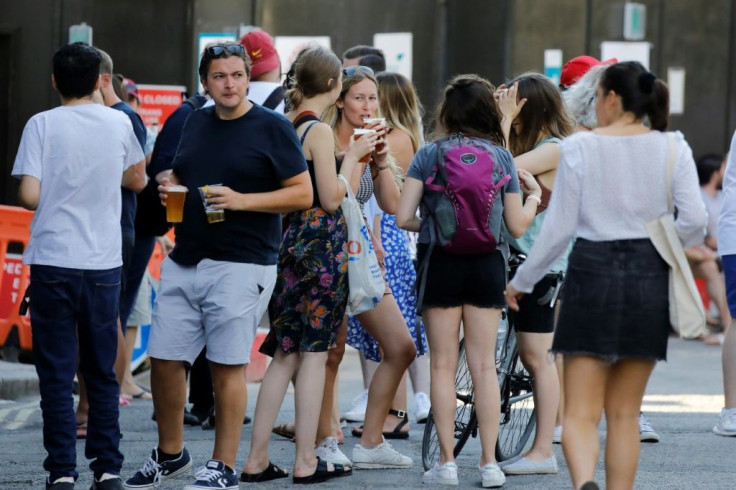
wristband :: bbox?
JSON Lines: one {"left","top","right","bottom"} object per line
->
{"left": 526, "top": 194, "right": 542, "bottom": 205}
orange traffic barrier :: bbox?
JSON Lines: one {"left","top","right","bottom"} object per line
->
{"left": 0, "top": 205, "right": 34, "bottom": 356}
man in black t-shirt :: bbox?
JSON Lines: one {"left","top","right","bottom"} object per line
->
{"left": 125, "top": 42, "right": 311, "bottom": 490}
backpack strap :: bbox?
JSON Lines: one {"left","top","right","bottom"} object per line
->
{"left": 262, "top": 85, "right": 286, "bottom": 110}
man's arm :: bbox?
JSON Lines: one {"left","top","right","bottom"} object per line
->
{"left": 204, "top": 171, "right": 313, "bottom": 214}
{"left": 122, "top": 158, "right": 146, "bottom": 192}
{"left": 18, "top": 175, "right": 41, "bottom": 210}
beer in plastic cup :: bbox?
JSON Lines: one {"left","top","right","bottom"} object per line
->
{"left": 362, "top": 118, "right": 386, "bottom": 152}
{"left": 199, "top": 184, "right": 225, "bottom": 224}
{"left": 165, "top": 185, "right": 188, "bottom": 223}
{"left": 353, "top": 128, "right": 376, "bottom": 163}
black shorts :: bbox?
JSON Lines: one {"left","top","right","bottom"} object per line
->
{"left": 417, "top": 244, "right": 505, "bottom": 309}
{"left": 514, "top": 273, "right": 561, "bottom": 333}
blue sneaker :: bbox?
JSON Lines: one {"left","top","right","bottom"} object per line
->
{"left": 124, "top": 448, "right": 192, "bottom": 489}
{"left": 184, "top": 460, "right": 238, "bottom": 490}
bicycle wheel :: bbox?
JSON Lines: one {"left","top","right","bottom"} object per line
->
{"left": 495, "top": 349, "right": 536, "bottom": 462}
{"left": 422, "top": 338, "right": 478, "bottom": 470}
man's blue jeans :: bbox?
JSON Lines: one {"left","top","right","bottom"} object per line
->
{"left": 30, "top": 265, "right": 123, "bottom": 481}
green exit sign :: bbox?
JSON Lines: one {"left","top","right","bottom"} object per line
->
{"left": 624, "top": 3, "right": 646, "bottom": 41}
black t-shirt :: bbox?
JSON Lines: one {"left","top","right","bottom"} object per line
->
{"left": 112, "top": 102, "right": 146, "bottom": 231}
{"left": 169, "top": 104, "right": 308, "bottom": 266}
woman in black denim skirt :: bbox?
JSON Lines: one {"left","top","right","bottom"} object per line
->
{"left": 505, "top": 62, "right": 707, "bottom": 490}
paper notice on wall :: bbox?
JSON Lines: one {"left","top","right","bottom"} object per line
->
{"left": 137, "top": 84, "right": 186, "bottom": 128}
{"left": 668, "top": 67, "right": 686, "bottom": 115}
{"left": 373, "top": 32, "right": 413, "bottom": 80}
{"left": 274, "top": 36, "right": 332, "bottom": 76}
{"left": 600, "top": 41, "right": 651, "bottom": 69}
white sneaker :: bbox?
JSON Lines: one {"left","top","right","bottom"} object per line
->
{"left": 412, "top": 392, "right": 431, "bottom": 423}
{"left": 479, "top": 463, "right": 505, "bottom": 488}
{"left": 353, "top": 440, "right": 413, "bottom": 469}
{"left": 552, "top": 425, "right": 563, "bottom": 444}
{"left": 344, "top": 389, "right": 369, "bottom": 422}
{"left": 423, "top": 462, "right": 458, "bottom": 486}
{"left": 501, "top": 455, "right": 558, "bottom": 475}
{"left": 638, "top": 413, "right": 660, "bottom": 442}
{"left": 713, "top": 407, "right": 736, "bottom": 437}
{"left": 315, "top": 436, "right": 352, "bottom": 467}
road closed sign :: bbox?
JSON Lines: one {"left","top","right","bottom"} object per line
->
{"left": 136, "top": 84, "right": 187, "bottom": 128}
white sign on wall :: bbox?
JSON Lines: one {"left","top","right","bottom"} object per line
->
{"left": 668, "top": 67, "right": 686, "bottom": 115}
{"left": 600, "top": 41, "right": 651, "bottom": 69}
{"left": 274, "top": 36, "right": 332, "bottom": 77}
{"left": 373, "top": 32, "right": 413, "bottom": 80}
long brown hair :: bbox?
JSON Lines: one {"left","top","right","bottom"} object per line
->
{"left": 376, "top": 72, "right": 423, "bottom": 153}
{"left": 431, "top": 74, "right": 505, "bottom": 147}
{"left": 284, "top": 45, "right": 341, "bottom": 110}
{"left": 507, "top": 73, "right": 574, "bottom": 156}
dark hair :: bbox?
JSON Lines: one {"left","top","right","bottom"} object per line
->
{"left": 198, "top": 42, "right": 251, "bottom": 81}
{"left": 357, "top": 53, "right": 386, "bottom": 73}
{"left": 284, "top": 45, "right": 341, "bottom": 110}
{"left": 508, "top": 73, "right": 574, "bottom": 156}
{"left": 52, "top": 42, "right": 101, "bottom": 99}
{"left": 112, "top": 73, "right": 127, "bottom": 101}
{"left": 342, "top": 45, "right": 384, "bottom": 62}
{"left": 600, "top": 61, "right": 669, "bottom": 131}
{"left": 696, "top": 153, "right": 725, "bottom": 186}
{"left": 432, "top": 74, "right": 505, "bottom": 146}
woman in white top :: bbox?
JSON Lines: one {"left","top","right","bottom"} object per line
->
{"left": 505, "top": 61, "right": 707, "bottom": 490}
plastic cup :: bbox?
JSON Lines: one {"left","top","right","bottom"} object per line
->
{"left": 353, "top": 128, "right": 376, "bottom": 163}
{"left": 199, "top": 184, "right": 225, "bottom": 224}
{"left": 165, "top": 186, "right": 188, "bottom": 223}
{"left": 362, "top": 117, "right": 386, "bottom": 125}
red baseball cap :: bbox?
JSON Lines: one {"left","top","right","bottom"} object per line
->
{"left": 239, "top": 30, "right": 280, "bottom": 78}
{"left": 559, "top": 55, "right": 618, "bottom": 88}
{"left": 124, "top": 77, "right": 141, "bottom": 103}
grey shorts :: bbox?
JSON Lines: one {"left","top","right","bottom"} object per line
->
{"left": 148, "top": 258, "right": 276, "bottom": 365}
{"left": 126, "top": 271, "right": 153, "bottom": 327}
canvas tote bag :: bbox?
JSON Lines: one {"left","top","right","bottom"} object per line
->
{"left": 645, "top": 132, "right": 707, "bottom": 339}
{"left": 337, "top": 175, "right": 384, "bottom": 315}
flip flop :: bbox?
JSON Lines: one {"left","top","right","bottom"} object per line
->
{"left": 351, "top": 409, "right": 410, "bottom": 440}
{"left": 272, "top": 423, "right": 296, "bottom": 441}
{"left": 239, "top": 461, "right": 289, "bottom": 483}
{"left": 76, "top": 423, "right": 87, "bottom": 440}
{"left": 293, "top": 457, "right": 351, "bottom": 484}
{"left": 130, "top": 389, "right": 152, "bottom": 400}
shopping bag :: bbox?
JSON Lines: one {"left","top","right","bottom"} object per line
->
{"left": 337, "top": 175, "right": 385, "bottom": 315}
{"left": 646, "top": 133, "right": 706, "bottom": 339}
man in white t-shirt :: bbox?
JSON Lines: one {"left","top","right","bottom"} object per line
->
{"left": 12, "top": 42, "right": 144, "bottom": 490}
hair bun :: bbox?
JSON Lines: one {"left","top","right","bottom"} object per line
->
{"left": 638, "top": 72, "right": 656, "bottom": 94}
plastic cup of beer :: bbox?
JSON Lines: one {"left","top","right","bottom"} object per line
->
{"left": 199, "top": 184, "right": 225, "bottom": 224}
{"left": 165, "top": 185, "right": 188, "bottom": 223}
{"left": 362, "top": 117, "right": 386, "bottom": 125}
{"left": 353, "top": 128, "right": 376, "bottom": 163}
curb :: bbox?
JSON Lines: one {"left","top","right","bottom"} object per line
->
{"left": 0, "top": 360, "right": 39, "bottom": 400}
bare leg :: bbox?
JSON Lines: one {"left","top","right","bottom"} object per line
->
{"left": 209, "top": 362, "right": 248, "bottom": 468}
{"left": 357, "top": 295, "right": 416, "bottom": 447}
{"left": 603, "top": 358, "right": 655, "bottom": 490}
{"left": 244, "top": 350, "right": 300, "bottom": 474}
{"left": 695, "top": 260, "right": 732, "bottom": 327}
{"left": 424, "top": 306, "right": 462, "bottom": 463}
{"left": 150, "top": 358, "right": 188, "bottom": 455}
{"left": 293, "top": 352, "right": 329, "bottom": 477}
{"left": 359, "top": 353, "right": 379, "bottom": 390}
{"left": 555, "top": 356, "right": 564, "bottom": 429}
{"left": 724, "top": 319, "right": 736, "bottom": 408}
{"left": 317, "top": 318, "right": 347, "bottom": 442}
{"left": 562, "top": 356, "right": 607, "bottom": 489}
{"left": 121, "top": 325, "right": 142, "bottom": 396}
{"left": 462, "top": 305, "right": 502, "bottom": 466}
{"left": 408, "top": 355, "right": 431, "bottom": 395}
{"left": 516, "top": 331, "right": 558, "bottom": 460}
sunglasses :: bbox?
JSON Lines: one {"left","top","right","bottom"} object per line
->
{"left": 206, "top": 44, "right": 245, "bottom": 56}
{"left": 342, "top": 65, "right": 374, "bottom": 78}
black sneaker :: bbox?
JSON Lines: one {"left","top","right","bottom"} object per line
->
{"left": 124, "top": 447, "right": 193, "bottom": 489}
{"left": 183, "top": 460, "right": 238, "bottom": 489}
{"left": 46, "top": 476, "right": 75, "bottom": 489}
{"left": 90, "top": 474, "right": 123, "bottom": 489}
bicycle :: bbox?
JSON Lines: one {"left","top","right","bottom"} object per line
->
{"left": 421, "top": 253, "right": 537, "bottom": 470}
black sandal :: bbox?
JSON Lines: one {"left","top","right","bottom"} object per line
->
{"left": 351, "top": 409, "right": 410, "bottom": 439}
{"left": 293, "top": 457, "right": 351, "bottom": 484}
{"left": 239, "top": 461, "right": 289, "bottom": 483}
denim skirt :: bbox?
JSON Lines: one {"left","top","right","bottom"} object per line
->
{"left": 553, "top": 238, "right": 670, "bottom": 361}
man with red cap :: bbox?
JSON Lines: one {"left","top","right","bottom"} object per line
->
{"left": 239, "top": 29, "right": 285, "bottom": 113}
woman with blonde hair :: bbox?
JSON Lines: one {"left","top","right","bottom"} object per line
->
{"left": 241, "top": 45, "right": 375, "bottom": 484}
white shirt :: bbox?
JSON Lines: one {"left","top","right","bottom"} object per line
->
{"left": 718, "top": 130, "right": 736, "bottom": 256}
{"left": 12, "top": 104, "right": 143, "bottom": 269}
{"left": 512, "top": 130, "right": 706, "bottom": 292}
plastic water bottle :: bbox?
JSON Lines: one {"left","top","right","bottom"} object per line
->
{"left": 496, "top": 311, "right": 508, "bottom": 360}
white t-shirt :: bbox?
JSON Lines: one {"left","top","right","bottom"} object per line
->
{"left": 12, "top": 104, "right": 143, "bottom": 269}
{"left": 718, "top": 130, "right": 736, "bottom": 256}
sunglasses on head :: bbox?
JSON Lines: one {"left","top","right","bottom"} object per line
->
{"left": 206, "top": 44, "right": 245, "bottom": 56}
{"left": 342, "top": 65, "right": 374, "bottom": 78}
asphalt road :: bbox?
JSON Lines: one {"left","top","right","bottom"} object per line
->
{"left": 0, "top": 338, "right": 732, "bottom": 489}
